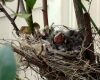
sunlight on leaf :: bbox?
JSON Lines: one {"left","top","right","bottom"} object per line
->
{"left": 25, "top": 0, "right": 37, "bottom": 9}
{"left": 15, "top": 13, "right": 31, "bottom": 19}
{"left": 5, "top": 6, "right": 31, "bottom": 19}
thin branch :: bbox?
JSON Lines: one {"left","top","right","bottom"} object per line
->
{"left": 73, "top": 0, "right": 85, "bottom": 30}
{"left": 12, "top": 45, "right": 45, "bottom": 68}
{"left": 42, "top": 0, "right": 49, "bottom": 36}
{"left": 80, "top": 1, "right": 100, "bottom": 36}
{"left": 0, "top": 3, "right": 19, "bottom": 36}
{"left": 83, "top": 13, "right": 95, "bottom": 64}
{"left": 13, "top": 0, "right": 20, "bottom": 21}
{"left": 19, "top": 0, "right": 26, "bottom": 13}
{"left": 88, "top": 0, "right": 93, "bottom": 12}
{"left": 42, "top": 0, "right": 49, "bottom": 27}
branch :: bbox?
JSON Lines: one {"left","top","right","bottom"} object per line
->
{"left": 0, "top": 4, "right": 19, "bottom": 36}
{"left": 12, "top": 46, "right": 45, "bottom": 68}
{"left": 19, "top": 0, "right": 26, "bottom": 13}
{"left": 80, "top": 1, "right": 100, "bottom": 36}
{"left": 88, "top": 0, "right": 93, "bottom": 12}
{"left": 13, "top": 0, "right": 20, "bottom": 21}
{"left": 13, "top": 0, "right": 26, "bottom": 21}
{"left": 83, "top": 13, "right": 95, "bottom": 64}
{"left": 48, "top": 49, "right": 80, "bottom": 60}
{"left": 42, "top": 0, "right": 49, "bottom": 27}
{"left": 42, "top": 0, "right": 49, "bottom": 36}
{"left": 73, "top": 0, "right": 85, "bottom": 30}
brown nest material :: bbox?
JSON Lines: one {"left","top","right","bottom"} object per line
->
{"left": 12, "top": 30, "right": 100, "bottom": 80}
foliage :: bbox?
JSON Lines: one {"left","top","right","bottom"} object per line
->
{"left": 25, "top": 0, "right": 37, "bottom": 9}
{"left": 24, "top": 0, "right": 37, "bottom": 34}
{"left": 0, "top": 43, "right": 16, "bottom": 80}
{"left": 0, "top": 0, "right": 100, "bottom": 80}
{"left": 15, "top": 13, "right": 31, "bottom": 19}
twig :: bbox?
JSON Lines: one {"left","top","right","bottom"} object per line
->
{"left": 12, "top": 46, "right": 45, "bottom": 68}
{"left": 80, "top": 1, "right": 100, "bottom": 36}
{"left": 42, "top": 0, "right": 48, "bottom": 27}
{"left": 88, "top": 0, "right": 93, "bottom": 12}
{"left": 0, "top": 3, "right": 19, "bottom": 36}
{"left": 13, "top": 0, "right": 20, "bottom": 21}
{"left": 19, "top": 0, "right": 26, "bottom": 13}
{"left": 73, "top": 0, "right": 85, "bottom": 30}
{"left": 42, "top": 0, "right": 49, "bottom": 36}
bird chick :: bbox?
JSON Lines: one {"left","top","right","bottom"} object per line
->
{"left": 33, "top": 22, "right": 42, "bottom": 39}
{"left": 19, "top": 26, "right": 31, "bottom": 35}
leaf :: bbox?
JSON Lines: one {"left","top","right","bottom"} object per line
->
{"left": 0, "top": 43, "right": 16, "bottom": 80}
{"left": 15, "top": 13, "right": 31, "bottom": 19}
{"left": 5, "top": 6, "right": 31, "bottom": 19}
{"left": 25, "top": 0, "right": 37, "bottom": 9}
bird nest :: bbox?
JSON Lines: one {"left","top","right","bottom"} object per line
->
{"left": 12, "top": 30, "right": 100, "bottom": 80}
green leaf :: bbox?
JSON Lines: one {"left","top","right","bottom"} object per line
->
{"left": 5, "top": 6, "right": 31, "bottom": 19}
{"left": 0, "top": 43, "right": 16, "bottom": 80}
{"left": 25, "top": 0, "right": 37, "bottom": 9}
{"left": 15, "top": 13, "right": 31, "bottom": 19}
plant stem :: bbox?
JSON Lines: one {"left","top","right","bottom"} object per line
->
{"left": 26, "top": 6, "right": 34, "bottom": 34}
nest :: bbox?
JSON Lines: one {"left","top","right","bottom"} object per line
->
{"left": 13, "top": 30, "right": 100, "bottom": 80}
